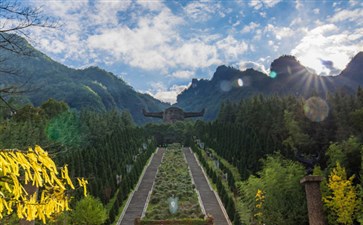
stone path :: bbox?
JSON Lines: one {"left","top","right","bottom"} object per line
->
{"left": 118, "top": 147, "right": 231, "bottom": 225}
{"left": 184, "top": 148, "right": 231, "bottom": 225}
{"left": 118, "top": 148, "right": 165, "bottom": 225}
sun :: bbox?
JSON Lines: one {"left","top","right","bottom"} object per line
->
{"left": 297, "top": 50, "right": 331, "bottom": 75}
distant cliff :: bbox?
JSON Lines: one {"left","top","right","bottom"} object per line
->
{"left": 176, "top": 53, "right": 363, "bottom": 120}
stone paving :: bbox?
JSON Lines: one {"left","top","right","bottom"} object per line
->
{"left": 118, "top": 147, "right": 231, "bottom": 225}
{"left": 118, "top": 148, "right": 165, "bottom": 225}
{"left": 184, "top": 148, "right": 231, "bottom": 225}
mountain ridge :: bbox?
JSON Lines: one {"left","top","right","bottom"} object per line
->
{"left": 2, "top": 34, "right": 361, "bottom": 123}
{"left": 0, "top": 35, "right": 169, "bottom": 124}
{"left": 176, "top": 52, "right": 363, "bottom": 120}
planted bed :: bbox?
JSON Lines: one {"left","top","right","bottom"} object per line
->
{"left": 143, "top": 144, "right": 204, "bottom": 221}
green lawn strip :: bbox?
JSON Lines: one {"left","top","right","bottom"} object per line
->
{"left": 144, "top": 145, "right": 203, "bottom": 220}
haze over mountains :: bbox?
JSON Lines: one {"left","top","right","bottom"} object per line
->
{"left": 0, "top": 36, "right": 169, "bottom": 124}
{"left": 1, "top": 36, "right": 362, "bottom": 123}
{"left": 177, "top": 52, "right": 363, "bottom": 120}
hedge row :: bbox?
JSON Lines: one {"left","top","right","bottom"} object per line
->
{"left": 106, "top": 144, "right": 155, "bottom": 224}
{"left": 191, "top": 145, "right": 242, "bottom": 225}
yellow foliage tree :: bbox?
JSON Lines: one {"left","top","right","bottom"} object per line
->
{"left": 323, "top": 163, "right": 358, "bottom": 225}
{"left": 254, "top": 189, "right": 265, "bottom": 225}
{"left": 0, "top": 145, "right": 87, "bottom": 223}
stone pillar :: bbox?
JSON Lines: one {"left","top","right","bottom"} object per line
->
{"left": 300, "top": 175, "right": 326, "bottom": 225}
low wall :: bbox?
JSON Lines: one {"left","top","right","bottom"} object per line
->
{"left": 135, "top": 216, "right": 214, "bottom": 225}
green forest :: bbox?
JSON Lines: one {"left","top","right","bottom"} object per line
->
{"left": 2, "top": 88, "right": 363, "bottom": 224}
{"left": 191, "top": 89, "right": 363, "bottom": 225}
{"left": 1, "top": 1, "right": 363, "bottom": 224}
{"left": 0, "top": 99, "right": 156, "bottom": 224}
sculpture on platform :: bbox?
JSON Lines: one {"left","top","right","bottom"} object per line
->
{"left": 143, "top": 107, "right": 205, "bottom": 123}
{"left": 296, "top": 152, "right": 320, "bottom": 175}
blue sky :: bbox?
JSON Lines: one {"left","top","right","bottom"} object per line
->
{"left": 26, "top": 0, "right": 363, "bottom": 103}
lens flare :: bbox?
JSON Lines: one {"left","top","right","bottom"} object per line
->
{"left": 46, "top": 112, "right": 82, "bottom": 147}
{"left": 303, "top": 97, "right": 329, "bottom": 122}
{"left": 220, "top": 80, "right": 232, "bottom": 92}
{"left": 269, "top": 71, "right": 277, "bottom": 78}
{"left": 237, "top": 78, "right": 243, "bottom": 87}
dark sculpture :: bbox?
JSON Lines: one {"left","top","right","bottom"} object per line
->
{"left": 296, "top": 152, "right": 320, "bottom": 175}
{"left": 143, "top": 107, "right": 205, "bottom": 123}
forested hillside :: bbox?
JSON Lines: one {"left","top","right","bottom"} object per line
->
{"left": 192, "top": 88, "right": 363, "bottom": 225}
{"left": 176, "top": 53, "right": 363, "bottom": 120}
{"left": 0, "top": 35, "right": 169, "bottom": 124}
{"left": 0, "top": 99, "right": 156, "bottom": 224}
{"left": 1, "top": 1, "right": 362, "bottom": 225}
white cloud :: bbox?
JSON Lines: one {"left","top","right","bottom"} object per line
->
{"left": 237, "top": 61, "right": 268, "bottom": 74}
{"left": 290, "top": 17, "right": 303, "bottom": 26}
{"left": 31, "top": 0, "right": 233, "bottom": 73}
{"left": 263, "top": 24, "right": 295, "bottom": 41}
{"left": 39, "top": 38, "right": 66, "bottom": 54}
{"left": 249, "top": 1, "right": 263, "bottom": 10}
{"left": 216, "top": 35, "right": 249, "bottom": 60}
{"left": 91, "top": 1, "right": 132, "bottom": 25}
{"left": 313, "top": 8, "right": 320, "bottom": 14}
{"left": 184, "top": 1, "right": 221, "bottom": 22}
{"left": 249, "top": 0, "right": 282, "bottom": 9}
{"left": 232, "top": 20, "right": 241, "bottom": 27}
{"left": 87, "top": 7, "right": 184, "bottom": 71}
{"left": 310, "top": 24, "right": 339, "bottom": 35}
{"left": 329, "top": 8, "right": 363, "bottom": 24}
{"left": 38, "top": 0, "right": 89, "bottom": 18}
{"left": 253, "top": 29, "right": 263, "bottom": 40}
{"left": 172, "top": 41, "right": 220, "bottom": 69}
{"left": 349, "top": 0, "right": 360, "bottom": 7}
{"left": 27, "top": 0, "right": 256, "bottom": 77}
{"left": 262, "top": 0, "right": 282, "bottom": 7}
{"left": 148, "top": 82, "right": 190, "bottom": 104}
{"left": 171, "top": 70, "right": 195, "bottom": 79}
{"left": 241, "top": 22, "right": 260, "bottom": 33}
{"left": 291, "top": 24, "right": 363, "bottom": 75}
{"left": 259, "top": 11, "right": 267, "bottom": 18}
{"left": 136, "top": 0, "right": 164, "bottom": 11}
{"left": 295, "top": 0, "right": 303, "bottom": 10}
{"left": 274, "top": 27, "right": 294, "bottom": 40}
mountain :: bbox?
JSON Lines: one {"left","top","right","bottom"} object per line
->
{"left": 176, "top": 53, "right": 363, "bottom": 120}
{"left": 339, "top": 52, "right": 363, "bottom": 85}
{"left": 176, "top": 66, "right": 270, "bottom": 120}
{"left": 0, "top": 35, "right": 169, "bottom": 124}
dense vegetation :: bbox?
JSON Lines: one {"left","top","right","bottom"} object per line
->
{"left": 144, "top": 122, "right": 195, "bottom": 146}
{"left": 144, "top": 144, "right": 203, "bottom": 220}
{"left": 0, "top": 35, "right": 168, "bottom": 124}
{"left": 2, "top": 2, "right": 362, "bottom": 224}
{"left": 2, "top": 89, "right": 363, "bottom": 225}
{"left": 193, "top": 88, "right": 363, "bottom": 225}
{"left": 192, "top": 145, "right": 241, "bottom": 224}
{"left": 0, "top": 99, "right": 156, "bottom": 224}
